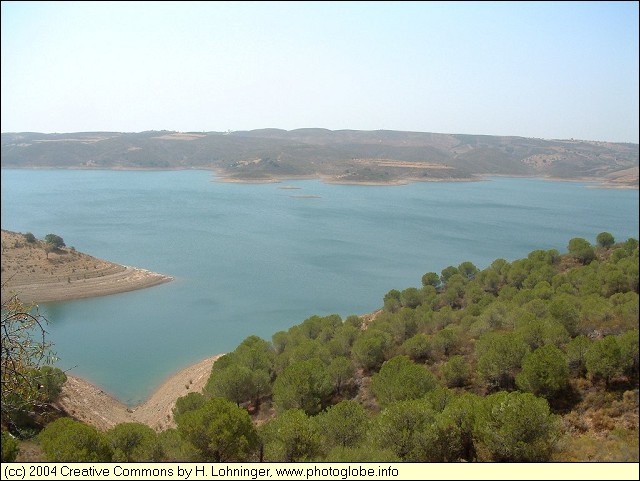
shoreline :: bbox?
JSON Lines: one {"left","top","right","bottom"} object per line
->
{"left": 208, "top": 170, "right": 638, "bottom": 189}
{"left": 55, "top": 354, "right": 223, "bottom": 432}
{"left": 2, "top": 266, "right": 174, "bottom": 304}
{"left": 2, "top": 166, "right": 636, "bottom": 189}
{"left": 209, "top": 170, "right": 482, "bottom": 187}
{"left": 50, "top": 310, "right": 386, "bottom": 433}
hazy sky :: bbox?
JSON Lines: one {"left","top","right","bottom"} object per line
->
{"left": 2, "top": 1, "right": 638, "bottom": 142}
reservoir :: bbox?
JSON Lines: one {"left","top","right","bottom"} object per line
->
{"left": 1, "top": 169, "right": 638, "bottom": 405}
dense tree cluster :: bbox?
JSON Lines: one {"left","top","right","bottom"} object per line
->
{"left": 5, "top": 233, "right": 638, "bottom": 462}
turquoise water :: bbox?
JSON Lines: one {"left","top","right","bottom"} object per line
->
{"left": 1, "top": 170, "right": 638, "bottom": 405}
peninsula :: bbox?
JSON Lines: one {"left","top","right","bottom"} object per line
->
{"left": 1, "top": 229, "right": 172, "bottom": 304}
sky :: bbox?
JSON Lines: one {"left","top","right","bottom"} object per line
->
{"left": 1, "top": 1, "right": 638, "bottom": 143}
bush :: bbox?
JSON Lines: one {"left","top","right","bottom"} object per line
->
{"left": 39, "top": 418, "right": 112, "bottom": 462}
{"left": 441, "top": 355, "right": 471, "bottom": 388}
{"left": 371, "top": 356, "right": 437, "bottom": 406}
{"left": 516, "top": 345, "right": 569, "bottom": 399}
{"left": 44, "top": 234, "right": 65, "bottom": 249}
{"left": 23, "top": 232, "right": 36, "bottom": 243}
{"left": 1, "top": 431, "right": 19, "bottom": 462}
{"left": 596, "top": 232, "right": 615, "bottom": 248}
{"left": 473, "top": 391, "right": 560, "bottom": 462}
{"left": 568, "top": 238, "right": 596, "bottom": 265}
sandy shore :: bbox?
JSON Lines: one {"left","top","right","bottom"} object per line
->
{"left": 55, "top": 355, "right": 223, "bottom": 432}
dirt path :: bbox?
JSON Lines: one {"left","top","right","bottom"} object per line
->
{"left": 55, "top": 355, "right": 223, "bottom": 432}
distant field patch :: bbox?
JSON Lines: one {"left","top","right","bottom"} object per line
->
{"left": 152, "top": 133, "right": 207, "bottom": 140}
{"left": 32, "top": 136, "right": 112, "bottom": 144}
{"left": 354, "top": 158, "right": 453, "bottom": 169}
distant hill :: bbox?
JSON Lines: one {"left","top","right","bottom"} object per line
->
{"left": 2, "top": 129, "right": 637, "bottom": 187}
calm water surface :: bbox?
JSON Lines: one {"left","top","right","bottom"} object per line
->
{"left": 1, "top": 170, "right": 638, "bottom": 404}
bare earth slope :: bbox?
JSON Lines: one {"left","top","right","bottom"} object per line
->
{"left": 1, "top": 229, "right": 173, "bottom": 304}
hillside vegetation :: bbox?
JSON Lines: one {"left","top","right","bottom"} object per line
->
{"left": 2, "top": 129, "right": 638, "bottom": 187}
{"left": 3, "top": 233, "right": 638, "bottom": 462}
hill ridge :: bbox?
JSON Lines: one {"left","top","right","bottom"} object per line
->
{"left": 2, "top": 129, "right": 637, "bottom": 187}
